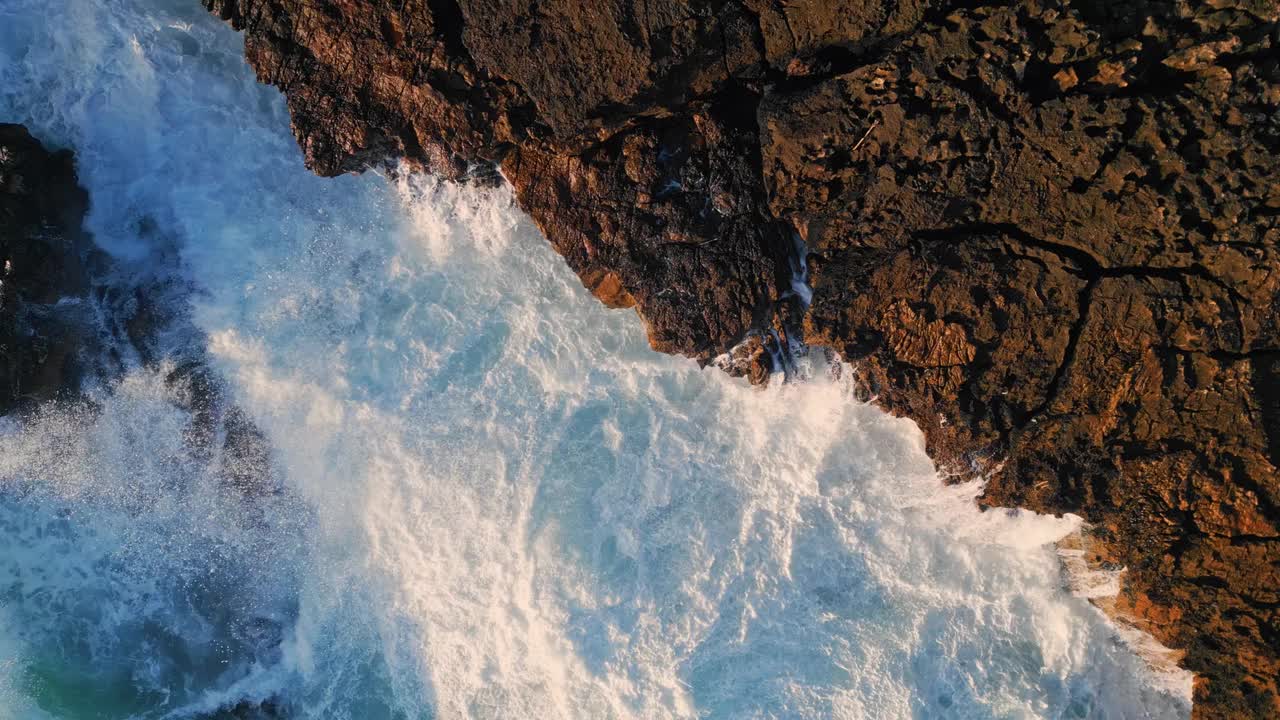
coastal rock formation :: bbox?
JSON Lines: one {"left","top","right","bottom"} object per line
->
{"left": 202, "top": 0, "right": 1280, "bottom": 716}
{"left": 0, "top": 124, "right": 94, "bottom": 413}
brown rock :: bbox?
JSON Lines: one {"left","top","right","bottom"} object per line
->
{"left": 1053, "top": 66, "right": 1080, "bottom": 90}
{"left": 582, "top": 269, "right": 636, "bottom": 309}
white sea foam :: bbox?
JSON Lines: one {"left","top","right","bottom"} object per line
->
{"left": 0, "top": 0, "right": 1192, "bottom": 718}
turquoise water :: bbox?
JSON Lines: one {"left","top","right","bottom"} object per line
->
{"left": 0, "top": 1, "right": 1191, "bottom": 718}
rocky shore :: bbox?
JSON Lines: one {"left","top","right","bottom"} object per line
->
{"left": 202, "top": 1, "right": 1279, "bottom": 716}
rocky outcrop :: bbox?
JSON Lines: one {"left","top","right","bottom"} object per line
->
{"left": 0, "top": 124, "right": 95, "bottom": 413}
{"left": 0, "top": 125, "right": 278, "bottom": 501}
{"left": 202, "top": 0, "right": 1280, "bottom": 716}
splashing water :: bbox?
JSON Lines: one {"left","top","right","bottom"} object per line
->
{"left": 0, "top": 1, "right": 1193, "bottom": 718}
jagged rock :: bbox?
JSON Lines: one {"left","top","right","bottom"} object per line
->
{"left": 203, "top": 1, "right": 1280, "bottom": 716}
{"left": 0, "top": 124, "right": 93, "bottom": 413}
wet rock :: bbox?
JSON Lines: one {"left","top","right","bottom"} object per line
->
{"left": 0, "top": 124, "right": 94, "bottom": 414}
{"left": 165, "top": 359, "right": 282, "bottom": 498}
{"left": 199, "top": 699, "right": 284, "bottom": 720}
{"left": 205, "top": 0, "right": 1280, "bottom": 715}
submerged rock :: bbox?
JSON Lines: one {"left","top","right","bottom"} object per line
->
{"left": 165, "top": 358, "right": 285, "bottom": 499}
{"left": 0, "top": 124, "right": 94, "bottom": 413}
{"left": 203, "top": 1, "right": 1280, "bottom": 715}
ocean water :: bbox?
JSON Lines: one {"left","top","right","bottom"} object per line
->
{"left": 0, "top": 1, "right": 1193, "bottom": 718}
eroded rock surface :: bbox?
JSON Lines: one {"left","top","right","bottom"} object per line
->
{"left": 203, "top": 0, "right": 1280, "bottom": 715}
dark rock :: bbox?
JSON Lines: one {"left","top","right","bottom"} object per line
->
{"left": 0, "top": 124, "right": 94, "bottom": 413}
{"left": 204, "top": 1, "right": 1280, "bottom": 715}
{"left": 197, "top": 699, "right": 284, "bottom": 720}
{"left": 165, "top": 359, "right": 282, "bottom": 498}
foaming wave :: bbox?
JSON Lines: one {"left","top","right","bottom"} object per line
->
{"left": 0, "top": 367, "right": 306, "bottom": 719}
{"left": 0, "top": 1, "right": 1192, "bottom": 718}
{"left": 196, "top": 171, "right": 1192, "bottom": 718}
